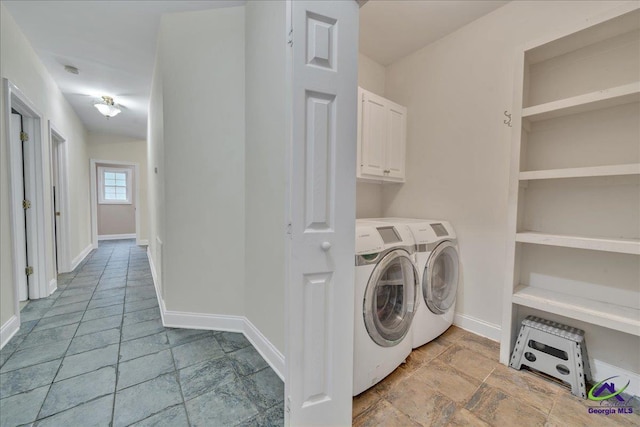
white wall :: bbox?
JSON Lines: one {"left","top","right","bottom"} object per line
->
{"left": 382, "top": 1, "right": 630, "bottom": 335}
{"left": 244, "top": 0, "right": 287, "bottom": 354}
{"left": 87, "top": 133, "right": 148, "bottom": 241}
{"left": 1, "top": 4, "right": 91, "bottom": 328}
{"left": 355, "top": 53, "right": 385, "bottom": 218}
{"left": 149, "top": 6, "right": 246, "bottom": 315}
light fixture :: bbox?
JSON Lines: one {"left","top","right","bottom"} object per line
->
{"left": 94, "top": 96, "right": 121, "bottom": 118}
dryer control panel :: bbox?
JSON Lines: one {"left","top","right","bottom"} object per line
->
{"left": 355, "top": 220, "right": 416, "bottom": 255}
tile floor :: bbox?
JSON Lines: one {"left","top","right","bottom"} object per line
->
{"left": 353, "top": 326, "right": 639, "bottom": 427}
{"left": 0, "top": 240, "right": 284, "bottom": 427}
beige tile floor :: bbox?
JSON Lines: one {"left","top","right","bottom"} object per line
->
{"left": 353, "top": 326, "right": 639, "bottom": 427}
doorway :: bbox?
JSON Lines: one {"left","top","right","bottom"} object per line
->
{"left": 10, "top": 111, "right": 31, "bottom": 303}
{"left": 89, "top": 158, "right": 141, "bottom": 248}
{"left": 4, "top": 79, "right": 49, "bottom": 313}
{"left": 49, "top": 122, "right": 71, "bottom": 276}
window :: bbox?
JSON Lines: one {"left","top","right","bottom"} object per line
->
{"left": 98, "top": 166, "right": 132, "bottom": 204}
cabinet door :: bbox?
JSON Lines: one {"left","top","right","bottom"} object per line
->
{"left": 385, "top": 102, "right": 407, "bottom": 180}
{"left": 360, "top": 91, "right": 387, "bottom": 177}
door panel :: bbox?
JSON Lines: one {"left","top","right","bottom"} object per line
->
{"left": 288, "top": 1, "right": 358, "bottom": 425}
{"left": 385, "top": 104, "right": 406, "bottom": 179}
{"left": 361, "top": 91, "right": 387, "bottom": 177}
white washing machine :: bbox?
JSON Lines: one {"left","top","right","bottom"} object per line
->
{"left": 353, "top": 220, "right": 419, "bottom": 396}
{"left": 371, "top": 218, "right": 459, "bottom": 348}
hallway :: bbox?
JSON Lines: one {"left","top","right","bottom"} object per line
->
{"left": 0, "top": 240, "right": 284, "bottom": 426}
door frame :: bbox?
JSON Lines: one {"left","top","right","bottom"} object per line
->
{"left": 3, "top": 78, "right": 49, "bottom": 305}
{"left": 89, "top": 158, "right": 141, "bottom": 248}
{"left": 48, "top": 122, "right": 72, "bottom": 274}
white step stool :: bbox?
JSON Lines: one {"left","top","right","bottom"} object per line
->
{"left": 509, "top": 316, "right": 591, "bottom": 398}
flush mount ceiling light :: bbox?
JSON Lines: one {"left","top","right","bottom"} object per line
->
{"left": 94, "top": 96, "right": 121, "bottom": 118}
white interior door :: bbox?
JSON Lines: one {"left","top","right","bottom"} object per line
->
{"left": 287, "top": 1, "right": 358, "bottom": 425}
{"left": 10, "top": 113, "right": 29, "bottom": 302}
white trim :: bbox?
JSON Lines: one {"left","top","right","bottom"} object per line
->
{"left": 158, "top": 310, "right": 285, "bottom": 380}
{"left": 98, "top": 233, "right": 136, "bottom": 241}
{"left": 591, "top": 358, "right": 640, "bottom": 398}
{"left": 148, "top": 246, "right": 165, "bottom": 325}
{"left": 48, "top": 122, "right": 72, "bottom": 273}
{"left": 244, "top": 318, "right": 285, "bottom": 381}
{"left": 137, "top": 239, "right": 149, "bottom": 246}
{"left": 454, "top": 313, "right": 501, "bottom": 342}
{"left": 90, "top": 159, "right": 140, "bottom": 248}
{"left": 146, "top": 248, "right": 285, "bottom": 379}
{"left": 0, "top": 315, "right": 20, "bottom": 350}
{"left": 163, "top": 310, "right": 245, "bottom": 332}
{"left": 71, "top": 243, "right": 94, "bottom": 271}
{"left": 48, "top": 278, "right": 57, "bottom": 295}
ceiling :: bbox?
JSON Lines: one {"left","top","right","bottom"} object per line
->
{"left": 4, "top": 1, "right": 507, "bottom": 139}
{"left": 360, "top": 0, "right": 509, "bottom": 66}
{"left": 3, "top": 1, "right": 245, "bottom": 140}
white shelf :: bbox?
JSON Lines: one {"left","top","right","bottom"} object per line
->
{"left": 516, "top": 232, "right": 640, "bottom": 255}
{"left": 512, "top": 285, "right": 640, "bottom": 337}
{"left": 522, "top": 82, "right": 640, "bottom": 122}
{"left": 519, "top": 164, "right": 640, "bottom": 181}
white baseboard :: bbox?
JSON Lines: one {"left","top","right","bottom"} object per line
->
{"left": 147, "top": 247, "right": 165, "bottom": 325}
{"left": 71, "top": 243, "right": 94, "bottom": 271}
{"left": 137, "top": 239, "right": 149, "bottom": 246}
{"left": 244, "top": 318, "right": 285, "bottom": 381}
{"left": 591, "top": 359, "right": 640, "bottom": 398}
{"left": 0, "top": 315, "right": 20, "bottom": 350}
{"left": 98, "top": 233, "right": 136, "bottom": 241}
{"left": 454, "top": 313, "right": 501, "bottom": 341}
{"left": 146, "top": 248, "right": 284, "bottom": 379}
{"left": 163, "top": 310, "right": 245, "bottom": 333}
{"left": 48, "top": 279, "right": 57, "bottom": 295}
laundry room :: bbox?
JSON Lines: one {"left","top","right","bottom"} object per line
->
{"left": 352, "top": 1, "right": 639, "bottom": 425}
{"left": 0, "top": 1, "right": 638, "bottom": 426}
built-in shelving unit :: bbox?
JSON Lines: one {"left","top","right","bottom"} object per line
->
{"left": 500, "top": 4, "right": 640, "bottom": 381}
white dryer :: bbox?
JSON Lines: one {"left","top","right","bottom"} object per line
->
{"left": 372, "top": 218, "right": 459, "bottom": 348}
{"left": 353, "top": 220, "right": 419, "bottom": 396}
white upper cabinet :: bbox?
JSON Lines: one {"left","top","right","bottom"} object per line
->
{"left": 357, "top": 87, "right": 407, "bottom": 183}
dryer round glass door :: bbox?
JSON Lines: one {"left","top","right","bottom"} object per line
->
{"left": 363, "top": 249, "right": 418, "bottom": 347}
{"left": 424, "top": 241, "right": 459, "bottom": 315}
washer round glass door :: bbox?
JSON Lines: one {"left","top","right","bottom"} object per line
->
{"left": 364, "top": 250, "right": 418, "bottom": 347}
{"left": 424, "top": 241, "right": 459, "bottom": 315}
